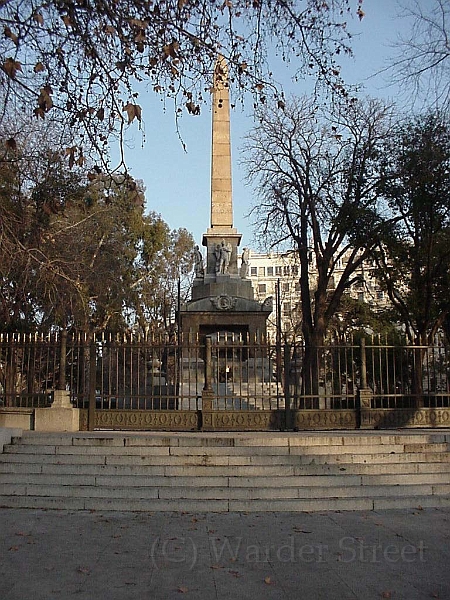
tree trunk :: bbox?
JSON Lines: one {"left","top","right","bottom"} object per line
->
{"left": 301, "top": 328, "right": 326, "bottom": 409}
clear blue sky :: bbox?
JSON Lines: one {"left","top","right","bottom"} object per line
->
{"left": 116, "top": 0, "right": 414, "bottom": 249}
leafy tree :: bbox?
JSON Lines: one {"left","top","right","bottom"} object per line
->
{"left": 132, "top": 226, "right": 195, "bottom": 336}
{"left": 371, "top": 112, "right": 450, "bottom": 399}
{"left": 0, "top": 129, "right": 195, "bottom": 334}
{"left": 328, "top": 295, "right": 396, "bottom": 341}
{"left": 243, "top": 95, "right": 394, "bottom": 395}
{"left": 0, "top": 121, "right": 85, "bottom": 330}
{"left": 0, "top": 0, "right": 363, "bottom": 165}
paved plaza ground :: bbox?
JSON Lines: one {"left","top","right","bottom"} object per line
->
{"left": 0, "top": 507, "right": 449, "bottom": 599}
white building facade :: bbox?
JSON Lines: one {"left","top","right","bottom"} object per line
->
{"left": 242, "top": 249, "right": 390, "bottom": 341}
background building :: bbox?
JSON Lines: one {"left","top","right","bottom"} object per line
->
{"left": 243, "top": 249, "right": 391, "bottom": 341}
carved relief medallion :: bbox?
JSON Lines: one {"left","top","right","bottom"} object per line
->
{"left": 211, "top": 295, "right": 237, "bottom": 310}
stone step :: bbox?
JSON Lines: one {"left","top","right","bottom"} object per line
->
{"left": 0, "top": 495, "right": 229, "bottom": 512}
{"left": 1, "top": 494, "right": 449, "bottom": 512}
{"left": 5, "top": 443, "right": 450, "bottom": 462}
{"left": 2, "top": 431, "right": 448, "bottom": 513}
{"left": 1, "top": 459, "right": 449, "bottom": 477}
{"left": 2, "top": 451, "right": 450, "bottom": 472}
{"left": 1, "top": 470, "right": 448, "bottom": 488}
{"left": 1, "top": 482, "right": 445, "bottom": 501}
{"left": 2, "top": 448, "right": 450, "bottom": 467}
{"left": 1, "top": 454, "right": 450, "bottom": 476}
{"left": 229, "top": 496, "right": 450, "bottom": 512}
{"left": 15, "top": 431, "right": 450, "bottom": 448}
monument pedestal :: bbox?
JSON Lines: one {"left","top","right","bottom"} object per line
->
{"left": 34, "top": 390, "right": 80, "bottom": 432}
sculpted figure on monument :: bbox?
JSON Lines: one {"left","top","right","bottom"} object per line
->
{"left": 213, "top": 243, "right": 222, "bottom": 273}
{"left": 240, "top": 247, "right": 250, "bottom": 278}
{"left": 219, "top": 240, "right": 232, "bottom": 274}
{"left": 193, "top": 245, "right": 204, "bottom": 278}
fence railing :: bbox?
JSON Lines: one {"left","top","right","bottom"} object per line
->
{"left": 1, "top": 332, "right": 449, "bottom": 429}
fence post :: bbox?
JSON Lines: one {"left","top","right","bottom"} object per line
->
{"left": 52, "top": 329, "right": 72, "bottom": 409}
{"left": 284, "top": 342, "right": 292, "bottom": 431}
{"left": 88, "top": 336, "right": 97, "bottom": 431}
{"left": 358, "top": 337, "right": 374, "bottom": 429}
{"left": 58, "top": 329, "right": 67, "bottom": 391}
{"left": 201, "top": 336, "right": 214, "bottom": 429}
{"left": 360, "top": 337, "right": 367, "bottom": 389}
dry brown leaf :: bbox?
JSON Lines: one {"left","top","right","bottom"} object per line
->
{"left": 38, "top": 86, "right": 53, "bottom": 112}
{"left": 264, "top": 576, "right": 274, "bottom": 585}
{"left": 3, "top": 58, "right": 22, "bottom": 79}
{"left": 4, "top": 27, "right": 19, "bottom": 45}
{"left": 33, "top": 12, "right": 44, "bottom": 25}
{"left": 293, "top": 526, "right": 312, "bottom": 533}
{"left": 5, "top": 138, "right": 17, "bottom": 151}
{"left": 123, "top": 103, "right": 142, "bottom": 124}
{"left": 77, "top": 567, "right": 90, "bottom": 575}
{"left": 177, "top": 586, "right": 188, "bottom": 593}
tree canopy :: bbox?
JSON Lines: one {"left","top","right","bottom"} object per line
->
{"left": 243, "top": 95, "right": 393, "bottom": 348}
{"left": 0, "top": 125, "right": 195, "bottom": 333}
{"left": 0, "top": 0, "right": 364, "bottom": 166}
{"left": 372, "top": 111, "right": 450, "bottom": 346}
{"left": 387, "top": 0, "right": 450, "bottom": 113}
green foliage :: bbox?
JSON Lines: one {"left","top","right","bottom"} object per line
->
{"left": 0, "top": 132, "right": 195, "bottom": 333}
{"left": 329, "top": 295, "right": 399, "bottom": 341}
{"left": 373, "top": 111, "right": 450, "bottom": 344}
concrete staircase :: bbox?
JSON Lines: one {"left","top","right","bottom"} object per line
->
{"left": 1, "top": 430, "right": 449, "bottom": 512}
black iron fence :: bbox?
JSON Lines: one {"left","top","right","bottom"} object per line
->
{"left": 1, "top": 331, "right": 449, "bottom": 430}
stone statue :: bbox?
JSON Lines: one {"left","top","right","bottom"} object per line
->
{"left": 262, "top": 296, "right": 273, "bottom": 311}
{"left": 240, "top": 247, "right": 250, "bottom": 278}
{"left": 193, "top": 245, "right": 204, "bottom": 278}
{"left": 219, "top": 240, "right": 232, "bottom": 274}
{"left": 213, "top": 243, "right": 222, "bottom": 274}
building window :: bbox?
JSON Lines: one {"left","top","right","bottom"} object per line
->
{"left": 283, "top": 302, "right": 291, "bottom": 315}
{"left": 267, "top": 266, "right": 274, "bottom": 277}
{"left": 358, "top": 292, "right": 364, "bottom": 302}
{"left": 258, "top": 284, "right": 267, "bottom": 294}
{"left": 295, "top": 282, "right": 301, "bottom": 292}
{"left": 250, "top": 267, "right": 257, "bottom": 276}
{"left": 376, "top": 290, "right": 384, "bottom": 300}
{"left": 283, "top": 283, "right": 290, "bottom": 292}
{"left": 275, "top": 266, "right": 282, "bottom": 276}
{"left": 291, "top": 265, "right": 298, "bottom": 276}
{"left": 283, "top": 265, "right": 290, "bottom": 276}
{"left": 258, "top": 266, "right": 265, "bottom": 277}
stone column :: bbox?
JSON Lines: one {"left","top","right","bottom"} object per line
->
{"left": 210, "top": 55, "right": 233, "bottom": 229}
{"left": 203, "top": 55, "right": 242, "bottom": 275}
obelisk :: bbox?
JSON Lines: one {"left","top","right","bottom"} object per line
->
{"left": 210, "top": 55, "right": 234, "bottom": 230}
{"left": 179, "top": 55, "right": 272, "bottom": 343}
{"left": 202, "top": 55, "right": 241, "bottom": 275}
